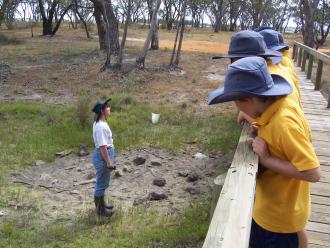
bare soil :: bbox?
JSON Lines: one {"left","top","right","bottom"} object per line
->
{"left": 9, "top": 146, "right": 230, "bottom": 224}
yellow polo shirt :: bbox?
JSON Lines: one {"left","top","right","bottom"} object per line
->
{"left": 268, "top": 62, "right": 301, "bottom": 103}
{"left": 253, "top": 97, "right": 319, "bottom": 233}
{"left": 281, "top": 50, "right": 295, "bottom": 71}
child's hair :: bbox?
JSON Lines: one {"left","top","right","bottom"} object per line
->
{"left": 95, "top": 104, "right": 109, "bottom": 122}
{"left": 256, "top": 96, "right": 280, "bottom": 103}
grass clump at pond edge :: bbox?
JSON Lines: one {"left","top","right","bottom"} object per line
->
{"left": 0, "top": 97, "right": 240, "bottom": 174}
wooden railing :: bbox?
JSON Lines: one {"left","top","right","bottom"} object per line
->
{"left": 203, "top": 124, "right": 258, "bottom": 248}
{"left": 292, "top": 41, "right": 330, "bottom": 108}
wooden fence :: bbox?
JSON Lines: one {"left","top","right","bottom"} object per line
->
{"left": 203, "top": 124, "right": 258, "bottom": 248}
{"left": 292, "top": 41, "right": 330, "bottom": 108}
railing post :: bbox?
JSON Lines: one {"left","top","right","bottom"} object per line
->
{"left": 292, "top": 44, "right": 296, "bottom": 60}
{"left": 315, "top": 60, "right": 323, "bottom": 91}
{"left": 307, "top": 54, "right": 314, "bottom": 79}
{"left": 297, "top": 48, "right": 303, "bottom": 66}
{"left": 301, "top": 51, "right": 307, "bottom": 71}
{"left": 294, "top": 45, "right": 299, "bottom": 62}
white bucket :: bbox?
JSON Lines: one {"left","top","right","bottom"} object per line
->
{"left": 151, "top": 113, "right": 160, "bottom": 124}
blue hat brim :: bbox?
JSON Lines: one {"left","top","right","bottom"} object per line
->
{"left": 208, "top": 74, "right": 292, "bottom": 105}
{"left": 269, "top": 44, "right": 289, "bottom": 51}
{"left": 271, "top": 56, "right": 283, "bottom": 64}
{"left": 212, "top": 49, "right": 282, "bottom": 59}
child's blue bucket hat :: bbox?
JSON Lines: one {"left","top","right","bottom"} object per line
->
{"left": 208, "top": 57, "right": 292, "bottom": 105}
{"left": 253, "top": 26, "right": 273, "bottom": 32}
{"left": 258, "top": 29, "right": 289, "bottom": 64}
{"left": 259, "top": 29, "right": 289, "bottom": 51}
{"left": 212, "top": 30, "right": 281, "bottom": 59}
{"left": 277, "top": 32, "right": 289, "bottom": 49}
{"left": 92, "top": 98, "right": 111, "bottom": 114}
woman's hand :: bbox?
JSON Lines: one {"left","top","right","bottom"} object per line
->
{"left": 106, "top": 161, "right": 116, "bottom": 171}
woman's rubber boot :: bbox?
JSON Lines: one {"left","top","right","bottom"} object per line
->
{"left": 102, "top": 197, "right": 114, "bottom": 210}
{"left": 94, "top": 196, "right": 113, "bottom": 217}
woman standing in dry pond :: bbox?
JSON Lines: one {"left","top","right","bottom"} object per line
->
{"left": 91, "top": 98, "right": 116, "bottom": 217}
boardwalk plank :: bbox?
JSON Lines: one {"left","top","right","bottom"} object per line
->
{"left": 311, "top": 182, "right": 330, "bottom": 197}
{"left": 306, "top": 221, "right": 330, "bottom": 234}
{"left": 310, "top": 211, "right": 330, "bottom": 224}
{"left": 311, "top": 195, "right": 330, "bottom": 205}
{"left": 308, "top": 231, "right": 330, "bottom": 247}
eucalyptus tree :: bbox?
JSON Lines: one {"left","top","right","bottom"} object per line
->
{"left": 37, "top": 0, "right": 73, "bottom": 35}
{"left": 136, "top": 0, "right": 161, "bottom": 68}
{"left": 162, "top": 0, "right": 180, "bottom": 30}
{"left": 299, "top": 0, "right": 320, "bottom": 47}
{"left": 314, "top": 0, "right": 330, "bottom": 48}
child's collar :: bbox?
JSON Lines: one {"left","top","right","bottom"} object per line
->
{"left": 255, "top": 97, "right": 286, "bottom": 126}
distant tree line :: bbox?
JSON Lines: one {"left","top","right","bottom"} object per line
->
{"left": 0, "top": 0, "right": 329, "bottom": 69}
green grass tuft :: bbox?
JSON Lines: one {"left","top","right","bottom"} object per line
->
{"left": 0, "top": 98, "right": 239, "bottom": 173}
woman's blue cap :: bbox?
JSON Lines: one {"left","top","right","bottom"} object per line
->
{"left": 212, "top": 30, "right": 282, "bottom": 59}
{"left": 208, "top": 57, "right": 292, "bottom": 105}
{"left": 92, "top": 98, "right": 111, "bottom": 114}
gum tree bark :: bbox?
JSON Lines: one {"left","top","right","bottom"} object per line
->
{"left": 136, "top": 0, "right": 161, "bottom": 69}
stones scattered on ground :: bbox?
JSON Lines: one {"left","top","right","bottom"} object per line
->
{"left": 149, "top": 192, "right": 168, "bottom": 201}
{"left": 153, "top": 178, "right": 166, "bottom": 187}
{"left": 78, "top": 145, "right": 89, "bottom": 157}
{"left": 35, "top": 160, "right": 45, "bottom": 166}
{"left": 0, "top": 210, "right": 5, "bottom": 217}
{"left": 56, "top": 149, "right": 72, "bottom": 158}
{"left": 133, "top": 157, "right": 146, "bottom": 165}
{"left": 114, "top": 171, "right": 123, "bottom": 178}
{"left": 0, "top": 63, "right": 14, "bottom": 83}
{"left": 85, "top": 172, "right": 95, "bottom": 180}
{"left": 185, "top": 187, "right": 200, "bottom": 195}
{"left": 122, "top": 166, "right": 132, "bottom": 173}
{"left": 10, "top": 147, "right": 228, "bottom": 222}
{"left": 187, "top": 172, "right": 200, "bottom": 182}
{"left": 193, "top": 152, "right": 208, "bottom": 159}
{"left": 40, "top": 173, "right": 52, "bottom": 182}
{"left": 133, "top": 197, "right": 147, "bottom": 206}
{"left": 150, "top": 159, "right": 162, "bottom": 166}
{"left": 178, "top": 171, "right": 189, "bottom": 177}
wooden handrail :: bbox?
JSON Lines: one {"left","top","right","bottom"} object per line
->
{"left": 203, "top": 124, "right": 258, "bottom": 248}
{"left": 292, "top": 42, "right": 330, "bottom": 108}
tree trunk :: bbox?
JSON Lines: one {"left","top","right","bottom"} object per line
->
{"left": 74, "top": 0, "right": 90, "bottom": 39}
{"left": 0, "top": 0, "right": 10, "bottom": 27}
{"left": 173, "top": 1, "right": 186, "bottom": 67}
{"left": 114, "top": 0, "right": 131, "bottom": 68}
{"left": 51, "top": 4, "right": 73, "bottom": 35}
{"left": 300, "top": 0, "right": 320, "bottom": 48}
{"left": 136, "top": 0, "right": 161, "bottom": 69}
{"left": 214, "top": 15, "right": 221, "bottom": 32}
{"left": 105, "top": 0, "right": 120, "bottom": 55}
{"left": 94, "top": 6, "right": 107, "bottom": 50}
{"left": 151, "top": 20, "right": 159, "bottom": 50}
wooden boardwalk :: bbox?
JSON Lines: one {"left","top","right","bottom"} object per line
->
{"left": 296, "top": 68, "right": 330, "bottom": 247}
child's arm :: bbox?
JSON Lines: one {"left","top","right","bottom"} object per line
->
{"left": 251, "top": 137, "right": 320, "bottom": 182}
{"left": 99, "top": 145, "right": 115, "bottom": 170}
